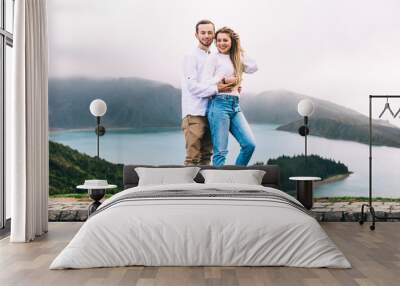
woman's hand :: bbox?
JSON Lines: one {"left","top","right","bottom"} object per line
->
{"left": 223, "top": 76, "right": 238, "bottom": 84}
{"left": 217, "top": 81, "right": 233, "bottom": 93}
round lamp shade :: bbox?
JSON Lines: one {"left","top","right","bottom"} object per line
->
{"left": 297, "top": 99, "right": 314, "bottom": 117}
{"left": 90, "top": 99, "right": 107, "bottom": 117}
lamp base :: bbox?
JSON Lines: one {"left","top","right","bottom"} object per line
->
{"left": 88, "top": 189, "right": 106, "bottom": 216}
{"left": 298, "top": 125, "right": 309, "bottom": 136}
{"left": 95, "top": 125, "right": 106, "bottom": 136}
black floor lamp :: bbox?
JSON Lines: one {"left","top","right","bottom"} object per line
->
{"left": 89, "top": 99, "right": 107, "bottom": 158}
{"left": 86, "top": 99, "right": 108, "bottom": 214}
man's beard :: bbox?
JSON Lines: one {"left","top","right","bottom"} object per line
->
{"left": 200, "top": 39, "right": 212, "bottom": 48}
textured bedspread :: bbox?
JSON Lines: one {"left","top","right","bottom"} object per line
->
{"left": 50, "top": 183, "right": 351, "bottom": 269}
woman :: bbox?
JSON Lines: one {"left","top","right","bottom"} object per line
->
{"left": 202, "top": 27, "right": 258, "bottom": 166}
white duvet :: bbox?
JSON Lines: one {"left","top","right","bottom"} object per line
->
{"left": 50, "top": 183, "right": 351, "bottom": 269}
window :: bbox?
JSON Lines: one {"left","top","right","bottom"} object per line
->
{"left": 5, "top": 0, "right": 13, "bottom": 33}
{"left": 1, "top": 0, "right": 14, "bottom": 232}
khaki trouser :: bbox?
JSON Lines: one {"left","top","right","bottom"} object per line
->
{"left": 181, "top": 115, "right": 213, "bottom": 166}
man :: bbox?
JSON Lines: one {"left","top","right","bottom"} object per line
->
{"left": 181, "top": 19, "right": 232, "bottom": 166}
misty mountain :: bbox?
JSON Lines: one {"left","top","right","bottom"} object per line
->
{"left": 240, "top": 89, "right": 395, "bottom": 127}
{"left": 240, "top": 89, "right": 400, "bottom": 147}
{"left": 277, "top": 118, "right": 400, "bottom": 148}
{"left": 49, "top": 77, "right": 181, "bottom": 129}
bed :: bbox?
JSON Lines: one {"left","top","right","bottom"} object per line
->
{"left": 50, "top": 165, "right": 351, "bottom": 269}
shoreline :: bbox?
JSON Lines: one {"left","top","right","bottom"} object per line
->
{"left": 49, "top": 126, "right": 181, "bottom": 133}
{"left": 49, "top": 127, "right": 131, "bottom": 133}
{"left": 314, "top": 173, "right": 352, "bottom": 187}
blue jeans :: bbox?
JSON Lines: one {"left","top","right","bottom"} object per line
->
{"left": 207, "top": 94, "right": 256, "bottom": 166}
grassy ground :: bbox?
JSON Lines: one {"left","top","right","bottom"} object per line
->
{"left": 50, "top": 193, "right": 114, "bottom": 200}
{"left": 49, "top": 193, "right": 400, "bottom": 202}
{"left": 314, "top": 197, "right": 400, "bottom": 202}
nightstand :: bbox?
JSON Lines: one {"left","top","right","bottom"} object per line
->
{"left": 76, "top": 180, "right": 117, "bottom": 216}
{"left": 289, "top": 177, "right": 321, "bottom": 210}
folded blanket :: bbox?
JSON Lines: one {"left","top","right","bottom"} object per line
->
{"left": 92, "top": 188, "right": 313, "bottom": 218}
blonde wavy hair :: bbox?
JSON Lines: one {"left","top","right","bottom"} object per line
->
{"left": 215, "top": 27, "right": 243, "bottom": 89}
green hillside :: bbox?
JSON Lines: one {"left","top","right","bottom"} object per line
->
{"left": 49, "top": 140, "right": 350, "bottom": 196}
{"left": 49, "top": 140, "right": 123, "bottom": 195}
{"left": 256, "top": 154, "right": 350, "bottom": 193}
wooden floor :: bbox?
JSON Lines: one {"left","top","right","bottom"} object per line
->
{"left": 0, "top": 222, "right": 399, "bottom": 286}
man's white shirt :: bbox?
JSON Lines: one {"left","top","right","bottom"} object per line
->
{"left": 181, "top": 47, "right": 218, "bottom": 119}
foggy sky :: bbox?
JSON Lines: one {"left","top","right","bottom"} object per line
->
{"left": 48, "top": 0, "right": 400, "bottom": 122}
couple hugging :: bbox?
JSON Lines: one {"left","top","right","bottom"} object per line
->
{"left": 181, "top": 19, "right": 258, "bottom": 167}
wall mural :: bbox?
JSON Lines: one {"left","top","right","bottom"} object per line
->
{"left": 47, "top": 0, "right": 400, "bottom": 201}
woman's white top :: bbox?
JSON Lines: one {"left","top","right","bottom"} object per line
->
{"left": 202, "top": 52, "right": 258, "bottom": 96}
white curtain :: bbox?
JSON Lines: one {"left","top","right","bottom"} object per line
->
{"left": 8, "top": 0, "right": 49, "bottom": 242}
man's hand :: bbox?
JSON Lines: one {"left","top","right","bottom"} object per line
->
{"left": 217, "top": 81, "right": 234, "bottom": 93}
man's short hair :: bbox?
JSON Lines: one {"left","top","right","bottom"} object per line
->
{"left": 195, "top": 19, "right": 215, "bottom": 33}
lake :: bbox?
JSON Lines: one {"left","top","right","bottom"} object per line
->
{"left": 49, "top": 123, "right": 400, "bottom": 198}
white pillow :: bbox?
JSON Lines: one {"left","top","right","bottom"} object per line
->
{"left": 200, "top": 169, "right": 266, "bottom": 185}
{"left": 135, "top": 167, "right": 200, "bottom": 186}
